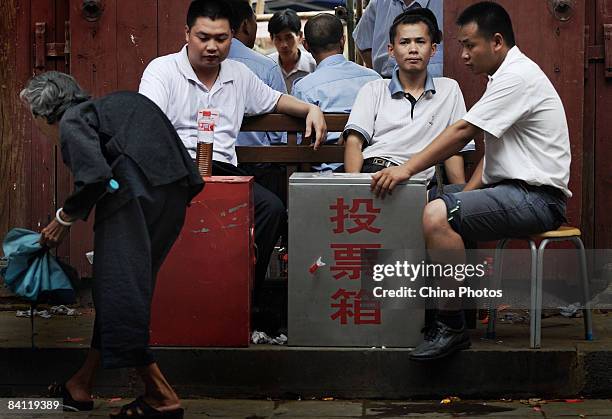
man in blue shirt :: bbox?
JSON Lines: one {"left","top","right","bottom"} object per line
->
{"left": 353, "top": 0, "right": 443, "bottom": 78}
{"left": 227, "top": 0, "right": 287, "bottom": 147}
{"left": 227, "top": 0, "right": 288, "bottom": 202}
{"left": 293, "top": 13, "right": 380, "bottom": 171}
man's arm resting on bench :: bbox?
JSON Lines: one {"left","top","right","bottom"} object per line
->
{"left": 275, "top": 94, "right": 327, "bottom": 148}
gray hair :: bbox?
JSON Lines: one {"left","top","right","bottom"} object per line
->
{"left": 19, "top": 71, "right": 90, "bottom": 124}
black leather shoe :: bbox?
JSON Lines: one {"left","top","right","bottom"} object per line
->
{"left": 409, "top": 321, "right": 471, "bottom": 361}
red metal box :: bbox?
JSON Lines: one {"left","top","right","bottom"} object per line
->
{"left": 150, "top": 176, "right": 254, "bottom": 347}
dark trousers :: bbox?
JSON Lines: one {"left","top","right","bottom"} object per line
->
{"left": 212, "top": 161, "right": 287, "bottom": 305}
{"left": 91, "top": 181, "right": 189, "bottom": 369}
{"left": 334, "top": 162, "right": 392, "bottom": 174}
{"left": 238, "top": 163, "right": 287, "bottom": 207}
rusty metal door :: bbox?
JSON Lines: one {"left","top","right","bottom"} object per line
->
{"left": 444, "top": 1, "right": 586, "bottom": 231}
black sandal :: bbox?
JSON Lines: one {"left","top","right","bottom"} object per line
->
{"left": 48, "top": 382, "right": 94, "bottom": 412}
{"left": 109, "top": 396, "right": 184, "bottom": 418}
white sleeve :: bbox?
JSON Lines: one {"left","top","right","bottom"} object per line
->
{"left": 353, "top": 0, "right": 377, "bottom": 51}
{"left": 342, "top": 82, "right": 377, "bottom": 145}
{"left": 243, "top": 67, "right": 282, "bottom": 115}
{"left": 463, "top": 72, "right": 531, "bottom": 139}
{"left": 448, "top": 81, "right": 475, "bottom": 152}
{"left": 138, "top": 59, "right": 171, "bottom": 114}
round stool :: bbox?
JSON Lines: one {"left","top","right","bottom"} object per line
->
{"left": 485, "top": 226, "right": 594, "bottom": 348}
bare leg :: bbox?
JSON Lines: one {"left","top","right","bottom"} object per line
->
{"left": 422, "top": 199, "right": 465, "bottom": 311}
{"left": 136, "top": 363, "right": 181, "bottom": 410}
{"left": 64, "top": 348, "right": 101, "bottom": 402}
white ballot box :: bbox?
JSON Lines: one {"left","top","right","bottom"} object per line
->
{"left": 288, "top": 173, "right": 428, "bottom": 347}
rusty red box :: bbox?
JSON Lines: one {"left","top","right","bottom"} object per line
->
{"left": 150, "top": 176, "right": 254, "bottom": 347}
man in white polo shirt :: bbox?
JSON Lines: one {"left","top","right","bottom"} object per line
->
{"left": 267, "top": 9, "right": 316, "bottom": 94}
{"left": 139, "top": 0, "right": 327, "bottom": 332}
{"left": 371, "top": 1, "right": 571, "bottom": 360}
{"left": 342, "top": 8, "right": 474, "bottom": 186}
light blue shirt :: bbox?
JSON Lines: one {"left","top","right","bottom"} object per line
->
{"left": 228, "top": 38, "right": 287, "bottom": 145}
{"left": 293, "top": 54, "right": 381, "bottom": 171}
{"left": 293, "top": 54, "right": 381, "bottom": 144}
{"left": 353, "top": 0, "right": 444, "bottom": 78}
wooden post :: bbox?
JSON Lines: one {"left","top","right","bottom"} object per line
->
{"left": 355, "top": 0, "right": 364, "bottom": 65}
{"left": 346, "top": 0, "right": 356, "bottom": 62}
{"left": 255, "top": 0, "right": 265, "bottom": 15}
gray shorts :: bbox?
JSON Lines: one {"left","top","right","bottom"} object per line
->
{"left": 436, "top": 180, "right": 567, "bottom": 242}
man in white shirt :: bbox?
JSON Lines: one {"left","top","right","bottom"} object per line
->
{"left": 267, "top": 9, "right": 316, "bottom": 93}
{"left": 371, "top": 1, "right": 571, "bottom": 360}
{"left": 343, "top": 8, "right": 473, "bottom": 185}
{"left": 139, "top": 0, "right": 327, "bottom": 332}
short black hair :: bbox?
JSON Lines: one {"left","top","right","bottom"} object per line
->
{"left": 389, "top": 7, "right": 442, "bottom": 44}
{"left": 456, "top": 1, "right": 516, "bottom": 47}
{"left": 268, "top": 9, "right": 301, "bottom": 37}
{"left": 225, "top": 0, "right": 255, "bottom": 32}
{"left": 186, "top": 0, "right": 233, "bottom": 30}
{"left": 304, "top": 13, "right": 343, "bottom": 54}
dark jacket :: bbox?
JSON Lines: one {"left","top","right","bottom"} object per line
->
{"left": 59, "top": 91, "right": 204, "bottom": 221}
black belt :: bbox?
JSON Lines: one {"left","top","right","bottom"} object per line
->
{"left": 364, "top": 157, "right": 398, "bottom": 168}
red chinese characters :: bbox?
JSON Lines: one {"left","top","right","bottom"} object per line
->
{"left": 330, "top": 289, "right": 382, "bottom": 325}
{"left": 329, "top": 197, "right": 383, "bottom": 325}
{"left": 330, "top": 243, "right": 382, "bottom": 280}
{"left": 330, "top": 198, "right": 382, "bottom": 234}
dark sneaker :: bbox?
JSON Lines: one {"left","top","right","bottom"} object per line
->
{"left": 409, "top": 321, "right": 471, "bottom": 361}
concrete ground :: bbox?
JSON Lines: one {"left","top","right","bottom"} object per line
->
{"left": 0, "top": 309, "right": 610, "bottom": 402}
{"left": 0, "top": 307, "right": 609, "bottom": 350}
{"left": 2, "top": 398, "right": 612, "bottom": 418}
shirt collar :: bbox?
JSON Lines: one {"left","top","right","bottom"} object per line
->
{"left": 177, "top": 44, "right": 235, "bottom": 87}
{"left": 388, "top": 66, "right": 436, "bottom": 96}
{"left": 490, "top": 46, "right": 522, "bottom": 81}
{"left": 230, "top": 38, "right": 249, "bottom": 56}
{"left": 295, "top": 48, "right": 314, "bottom": 72}
{"left": 392, "top": 0, "right": 421, "bottom": 9}
{"left": 279, "top": 48, "right": 313, "bottom": 74}
{"left": 316, "top": 54, "right": 346, "bottom": 70}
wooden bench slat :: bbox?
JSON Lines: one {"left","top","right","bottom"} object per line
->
{"left": 238, "top": 113, "right": 482, "bottom": 169}
{"left": 242, "top": 113, "right": 349, "bottom": 132}
{"left": 236, "top": 145, "right": 344, "bottom": 163}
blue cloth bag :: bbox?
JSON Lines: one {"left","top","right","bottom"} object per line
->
{"left": 1, "top": 228, "right": 75, "bottom": 303}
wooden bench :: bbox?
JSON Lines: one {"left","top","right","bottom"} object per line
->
{"left": 237, "top": 113, "right": 347, "bottom": 178}
{"left": 237, "top": 113, "right": 479, "bottom": 178}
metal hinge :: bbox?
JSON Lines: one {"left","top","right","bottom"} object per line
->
{"left": 585, "top": 24, "right": 612, "bottom": 78}
{"left": 34, "top": 21, "right": 71, "bottom": 70}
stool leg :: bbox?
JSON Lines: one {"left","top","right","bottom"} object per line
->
{"left": 532, "top": 239, "right": 545, "bottom": 349}
{"left": 487, "top": 239, "right": 508, "bottom": 339}
{"left": 573, "top": 237, "right": 594, "bottom": 341}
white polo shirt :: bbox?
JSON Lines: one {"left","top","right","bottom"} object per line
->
{"left": 268, "top": 48, "right": 316, "bottom": 94}
{"left": 343, "top": 71, "right": 474, "bottom": 180}
{"left": 139, "top": 45, "right": 282, "bottom": 165}
{"left": 463, "top": 46, "right": 571, "bottom": 197}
